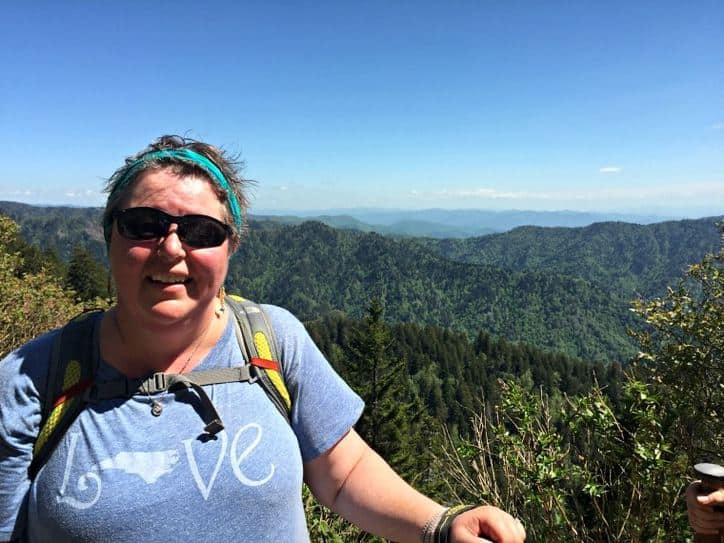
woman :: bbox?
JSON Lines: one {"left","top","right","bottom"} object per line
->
{"left": 0, "top": 135, "right": 525, "bottom": 542}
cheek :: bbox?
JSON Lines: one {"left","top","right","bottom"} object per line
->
{"left": 209, "top": 257, "right": 230, "bottom": 281}
{"left": 190, "top": 250, "right": 229, "bottom": 285}
{"left": 109, "top": 242, "right": 151, "bottom": 282}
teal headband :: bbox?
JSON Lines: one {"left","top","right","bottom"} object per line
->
{"left": 108, "top": 148, "right": 243, "bottom": 231}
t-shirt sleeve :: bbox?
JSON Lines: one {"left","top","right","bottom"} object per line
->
{"left": 263, "top": 305, "right": 364, "bottom": 462}
{"left": 0, "top": 332, "right": 54, "bottom": 542}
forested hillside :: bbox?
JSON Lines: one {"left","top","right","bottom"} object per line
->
{"left": 306, "top": 309, "right": 622, "bottom": 437}
{"left": 230, "top": 221, "right": 635, "bottom": 361}
{"left": 429, "top": 217, "right": 722, "bottom": 297}
{"left": 0, "top": 201, "right": 106, "bottom": 263}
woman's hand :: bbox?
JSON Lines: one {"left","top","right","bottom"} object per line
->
{"left": 449, "top": 505, "right": 526, "bottom": 543}
{"left": 687, "top": 481, "right": 724, "bottom": 535}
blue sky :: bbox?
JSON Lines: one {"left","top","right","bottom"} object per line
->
{"left": 0, "top": 1, "right": 722, "bottom": 216}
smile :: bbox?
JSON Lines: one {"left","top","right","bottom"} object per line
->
{"left": 149, "top": 273, "right": 190, "bottom": 284}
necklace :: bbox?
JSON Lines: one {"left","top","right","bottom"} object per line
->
{"left": 111, "top": 310, "right": 215, "bottom": 374}
{"left": 111, "top": 310, "right": 216, "bottom": 416}
{"left": 177, "top": 316, "right": 214, "bottom": 374}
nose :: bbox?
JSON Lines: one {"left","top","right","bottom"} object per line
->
{"left": 156, "top": 223, "right": 186, "bottom": 259}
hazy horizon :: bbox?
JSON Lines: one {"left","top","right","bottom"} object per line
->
{"left": 3, "top": 197, "right": 718, "bottom": 224}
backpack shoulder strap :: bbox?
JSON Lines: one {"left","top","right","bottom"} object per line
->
{"left": 29, "top": 310, "right": 102, "bottom": 479}
{"left": 225, "top": 295, "right": 292, "bottom": 423}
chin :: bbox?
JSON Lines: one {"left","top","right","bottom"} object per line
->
{"left": 146, "top": 299, "right": 204, "bottom": 323}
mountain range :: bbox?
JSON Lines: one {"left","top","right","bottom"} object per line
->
{"left": 252, "top": 208, "right": 677, "bottom": 238}
{"left": 1, "top": 200, "right": 720, "bottom": 362}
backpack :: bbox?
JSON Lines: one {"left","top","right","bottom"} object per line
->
{"left": 28, "top": 295, "right": 291, "bottom": 480}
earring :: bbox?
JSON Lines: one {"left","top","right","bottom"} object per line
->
{"left": 217, "top": 286, "right": 226, "bottom": 314}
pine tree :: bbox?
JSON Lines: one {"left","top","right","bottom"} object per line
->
{"left": 66, "top": 244, "right": 109, "bottom": 302}
{"left": 344, "top": 298, "right": 433, "bottom": 485}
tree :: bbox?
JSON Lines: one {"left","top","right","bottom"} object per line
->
{"left": 66, "top": 244, "right": 109, "bottom": 302}
{"left": 439, "top": 376, "right": 690, "bottom": 542}
{"left": 0, "top": 216, "right": 83, "bottom": 358}
{"left": 630, "top": 224, "right": 724, "bottom": 464}
{"left": 344, "top": 298, "right": 434, "bottom": 485}
{"left": 306, "top": 299, "right": 419, "bottom": 543}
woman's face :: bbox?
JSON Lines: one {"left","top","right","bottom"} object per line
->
{"left": 109, "top": 168, "right": 231, "bottom": 329}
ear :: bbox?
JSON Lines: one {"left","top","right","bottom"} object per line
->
{"left": 227, "top": 238, "right": 241, "bottom": 255}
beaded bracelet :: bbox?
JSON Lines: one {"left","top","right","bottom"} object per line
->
{"left": 421, "top": 504, "right": 477, "bottom": 543}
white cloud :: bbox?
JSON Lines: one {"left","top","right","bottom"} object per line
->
{"left": 0, "top": 185, "right": 105, "bottom": 206}
{"left": 0, "top": 189, "right": 34, "bottom": 196}
{"left": 63, "top": 190, "right": 98, "bottom": 198}
{"left": 712, "top": 122, "right": 724, "bottom": 130}
{"left": 599, "top": 166, "right": 622, "bottom": 174}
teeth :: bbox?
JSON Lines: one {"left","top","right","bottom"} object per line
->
{"left": 151, "top": 274, "right": 189, "bottom": 284}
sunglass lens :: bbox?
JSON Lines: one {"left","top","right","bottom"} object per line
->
{"left": 118, "top": 208, "right": 166, "bottom": 240}
{"left": 181, "top": 218, "right": 228, "bottom": 248}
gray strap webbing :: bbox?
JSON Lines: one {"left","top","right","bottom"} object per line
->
{"left": 229, "top": 301, "right": 257, "bottom": 358}
{"left": 139, "top": 367, "right": 259, "bottom": 393}
{"left": 85, "top": 366, "right": 258, "bottom": 400}
{"left": 163, "top": 375, "right": 224, "bottom": 435}
{"left": 83, "top": 366, "right": 260, "bottom": 436}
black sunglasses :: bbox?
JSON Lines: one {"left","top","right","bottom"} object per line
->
{"left": 114, "top": 207, "right": 231, "bottom": 248}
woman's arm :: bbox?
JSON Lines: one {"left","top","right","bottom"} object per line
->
{"left": 304, "top": 429, "right": 525, "bottom": 543}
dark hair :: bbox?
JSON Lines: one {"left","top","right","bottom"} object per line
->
{"left": 103, "top": 135, "right": 250, "bottom": 247}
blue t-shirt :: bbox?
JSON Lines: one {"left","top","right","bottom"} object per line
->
{"left": 0, "top": 305, "right": 364, "bottom": 542}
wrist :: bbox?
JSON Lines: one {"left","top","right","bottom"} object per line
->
{"left": 421, "top": 505, "right": 476, "bottom": 543}
{"left": 421, "top": 507, "right": 446, "bottom": 543}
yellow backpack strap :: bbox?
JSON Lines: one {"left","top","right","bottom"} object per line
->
{"left": 226, "top": 295, "right": 292, "bottom": 422}
{"left": 30, "top": 310, "right": 103, "bottom": 479}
